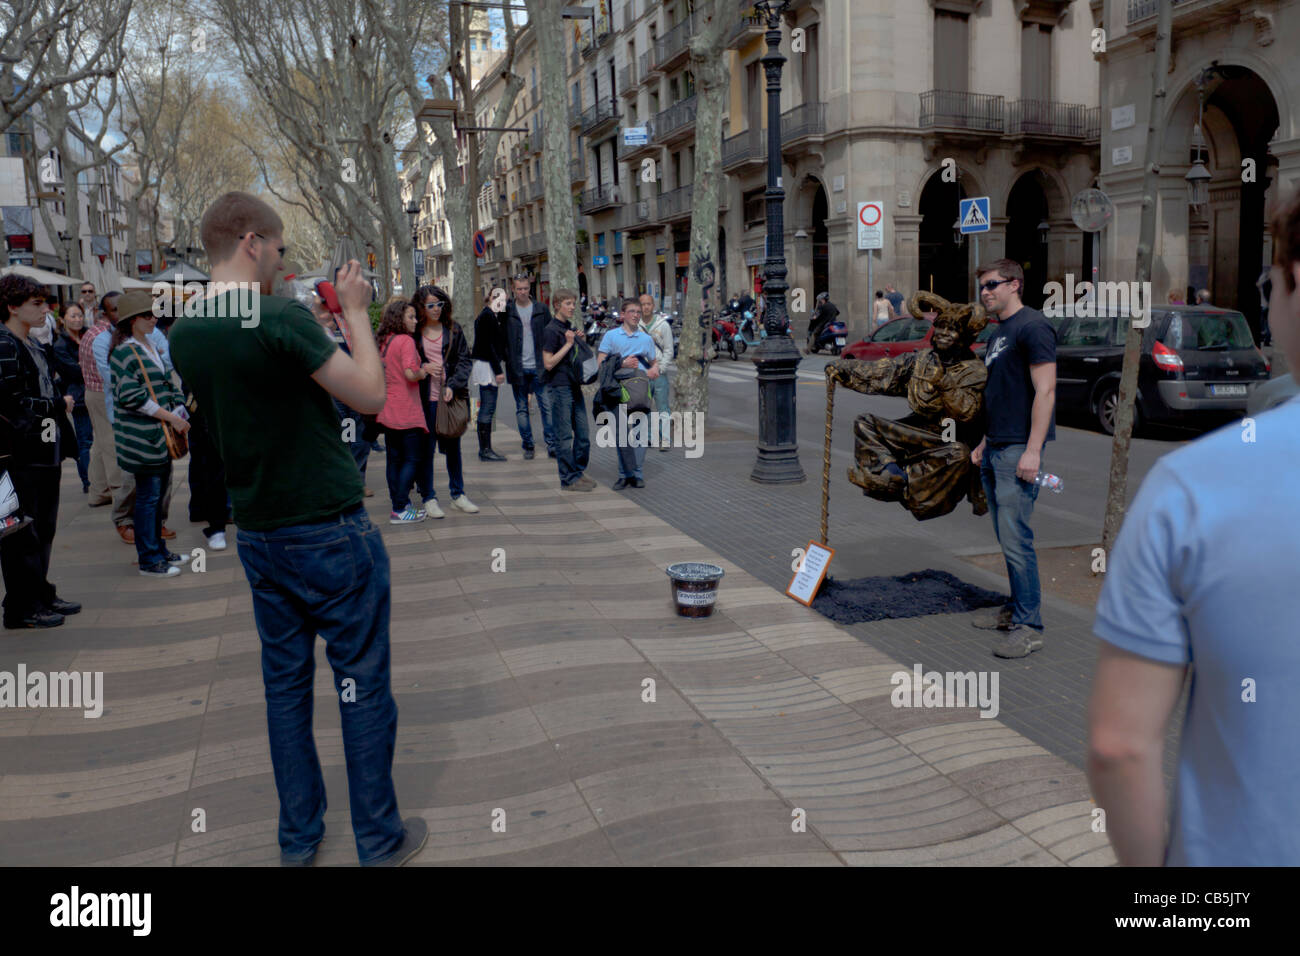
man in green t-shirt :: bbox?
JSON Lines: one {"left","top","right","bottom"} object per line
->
{"left": 170, "top": 191, "right": 426, "bottom": 867}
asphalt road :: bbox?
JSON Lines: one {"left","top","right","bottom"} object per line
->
{"left": 690, "top": 349, "right": 1207, "bottom": 555}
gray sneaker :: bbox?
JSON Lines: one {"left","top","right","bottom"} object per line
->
{"left": 562, "top": 475, "right": 597, "bottom": 492}
{"left": 992, "top": 627, "right": 1044, "bottom": 659}
{"left": 972, "top": 605, "right": 1014, "bottom": 631}
{"left": 363, "top": 817, "right": 429, "bottom": 867}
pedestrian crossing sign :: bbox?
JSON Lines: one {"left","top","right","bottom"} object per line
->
{"left": 959, "top": 197, "right": 990, "bottom": 234}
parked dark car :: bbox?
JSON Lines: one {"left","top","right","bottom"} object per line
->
{"left": 1053, "top": 306, "right": 1270, "bottom": 434}
{"left": 842, "top": 316, "right": 1001, "bottom": 361}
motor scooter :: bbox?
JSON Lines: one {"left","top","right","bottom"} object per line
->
{"left": 808, "top": 318, "right": 848, "bottom": 355}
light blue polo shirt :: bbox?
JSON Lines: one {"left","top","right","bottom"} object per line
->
{"left": 1094, "top": 394, "right": 1300, "bottom": 866}
{"left": 598, "top": 326, "right": 656, "bottom": 369}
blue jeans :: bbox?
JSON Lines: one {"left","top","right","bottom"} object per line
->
{"left": 979, "top": 442, "right": 1043, "bottom": 630}
{"left": 616, "top": 414, "right": 648, "bottom": 481}
{"left": 649, "top": 373, "right": 669, "bottom": 415}
{"left": 477, "top": 384, "right": 499, "bottom": 426}
{"left": 72, "top": 408, "right": 93, "bottom": 488}
{"left": 512, "top": 370, "right": 554, "bottom": 451}
{"left": 235, "top": 505, "right": 404, "bottom": 864}
{"left": 546, "top": 383, "right": 590, "bottom": 485}
{"left": 131, "top": 466, "right": 169, "bottom": 569}
{"left": 418, "top": 402, "right": 465, "bottom": 499}
{"left": 383, "top": 427, "right": 426, "bottom": 514}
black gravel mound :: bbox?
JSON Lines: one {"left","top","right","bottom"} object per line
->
{"left": 810, "top": 569, "right": 1006, "bottom": 624}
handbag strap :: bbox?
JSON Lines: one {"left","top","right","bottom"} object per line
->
{"left": 129, "top": 344, "right": 166, "bottom": 411}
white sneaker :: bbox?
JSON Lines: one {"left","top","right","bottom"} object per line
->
{"left": 207, "top": 532, "right": 228, "bottom": 551}
{"left": 423, "top": 499, "right": 445, "bottom": 519}
{"left": 451, "top": 494, "right": 479, "bottom": 514}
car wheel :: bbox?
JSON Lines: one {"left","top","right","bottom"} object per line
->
{"left": 1097, "top": 384, "right": 1119, "bottom": 435}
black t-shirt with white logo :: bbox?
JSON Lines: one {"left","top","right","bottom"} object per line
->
{"left": 983, "top": 305, "right": 1056, "bottom": 446}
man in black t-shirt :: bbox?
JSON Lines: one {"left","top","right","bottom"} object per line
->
{"left": 970, "top": 259, "right": 1057, "bottom": 659}
{"left": 541, "top": 288, "right": 595, "bottom": 491}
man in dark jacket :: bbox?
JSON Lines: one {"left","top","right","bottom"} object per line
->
{"left": 0, "top": 275, "right": 82, "bottom": 628}
{"left": 503, "top": 273, "right": 555, "bottom": 459}
{"left": 808, "top": 292, "right": 840, "bottom": 347}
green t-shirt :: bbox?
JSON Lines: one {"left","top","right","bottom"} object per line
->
{"left": 169, "top": 292, "right": 364, "bottom": 530}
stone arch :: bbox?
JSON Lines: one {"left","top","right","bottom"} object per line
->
{"left": 1160, "top": 55, "right": 1290, "bottom": 167}
{"left": 914, "top": 162, "right": 989, "bottom": 213}
{"left": 1001, "top": 164, "right": 1071, "bottom": 222}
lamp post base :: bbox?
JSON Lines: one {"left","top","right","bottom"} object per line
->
{"left": 750, "top": 333, "right": 806, "bottom": 484}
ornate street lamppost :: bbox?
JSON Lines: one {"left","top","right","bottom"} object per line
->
{"left": 750, "top": 0, "right": 804, "bottom": 484}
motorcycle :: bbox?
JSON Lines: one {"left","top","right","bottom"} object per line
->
{"left": 711, "top": 313, "right": 741, "bottom": 360}
{"left": 808, "top": 318, "right": 848, "bottom": 355}
{"left": 729, "top": 309, "right": 764, "bottom": 356}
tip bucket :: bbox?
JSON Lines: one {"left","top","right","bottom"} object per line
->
{"left": 666, "top": 562, "right": 725, "bottom": 618}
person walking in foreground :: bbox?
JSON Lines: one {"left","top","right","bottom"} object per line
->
{"left": 169, "top": 191, "right": 426, "bottom": 867}
{"left": 472, "top": 287, "right": 509, "bottom": 462}
{"left": 968, "top": 258, "right": 1056, "bottom": 658}
{"left": 1087, "top": 187, "right": 1300, "bottom": 866}
{"left": 0, "top": 274, "right": 81, "bottom": 628}
{"left": 107, "top": 291, "right": 191, "bottom": 578}
{"left": 542, "top": 288, "right": 595, "bottom": 491}
{"left": 412, "top": 284, "right": 478, "bottom": 516}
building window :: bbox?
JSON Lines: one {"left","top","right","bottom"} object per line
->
{"left": 933, "top": 10, "right": 969, "bottom": 93}
{"left": 743, "top": 188, "right": 765, "bottom": 229}
{"left": 1020, "top": 23, "right": 1052, "bottom": 101}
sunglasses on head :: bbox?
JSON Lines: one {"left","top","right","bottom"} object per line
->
{"left": 980, "top": 278, "right": 1013, "bottom": 292}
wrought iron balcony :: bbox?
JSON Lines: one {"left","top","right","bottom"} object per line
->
{"left": 514, "top": 231, "right": 546, "bottom": 256}
{"left": 1007, "top": 99, "right": 1089, "bottom": 139}
{"left": 579, "top": 183, "right": 621, "bottom": 214}
{"left": 654, "top": 3, "right": 713, "bottom": 73}
{"left": 727, "top": 8, "right": 766, "bottom": 49}
{"left": 520, "top": 178, "right": 543, "bottom": 203}
{"left": 919, "top": 90, "right": 1005, "bottom": 133}
{"left": 639, "top": 51, "right": 655, "bottom": 82}
{"left": 1084, "top": 106, "right": 1101, "bottom": 144}
{"left": 653, "top": 95, "right": 697, "bottom": 144}
{"left": 580, "top": 97, "right": 620, "bottom": 137}
{"left": 1127, "top": 0, "right": 1191, "bottom": 23}
{"left": 428, "top": 242, "right": 451, "bottom": 258}
{"left": 656, "top": 184, "right": 693, "bottom": 222}
{"left": 722, "top": 128, "right": 764, "bottom": 170}
{"left": 619, "top": 62, "right": 637, "bottom": 97}
{"left": 780, "top": 101, "right": 825, "bottom": 147}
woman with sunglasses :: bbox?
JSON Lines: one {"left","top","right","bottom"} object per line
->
{"left": 410, "top": 285, "right": 478, "bottom": 517}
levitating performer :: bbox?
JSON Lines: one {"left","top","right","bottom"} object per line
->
{"left": 826, "top": 292, "right": 989, "bottom": 520}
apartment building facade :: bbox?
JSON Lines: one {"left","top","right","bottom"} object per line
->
{"left": 1098, "top": 0, "right": 1299, "bottom": 341}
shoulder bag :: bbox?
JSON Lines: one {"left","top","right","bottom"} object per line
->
{"left": 130, "top": 346, "right": 188, "bottom": 460}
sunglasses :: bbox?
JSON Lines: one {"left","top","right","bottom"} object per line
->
{"left": 240, "top": 232, "right": 287, "bottom": 257}
{"left": 980, "top": 278, "right": 1013, "bottom": 293}
{"left": 425, "top": 300, "right": 443, "bottom": 309}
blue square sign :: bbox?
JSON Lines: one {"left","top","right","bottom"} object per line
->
{"left": 959, "top": 197, "right": 990, "bottom": 234}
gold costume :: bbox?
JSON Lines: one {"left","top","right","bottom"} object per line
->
{"left": 826, "top": 292, "right": 990, "bottom": 521}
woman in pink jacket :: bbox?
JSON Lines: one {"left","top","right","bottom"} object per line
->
{"left": 376, "top": 301, "right": 433, "bottom": 523}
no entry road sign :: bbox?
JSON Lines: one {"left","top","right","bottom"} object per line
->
{"left": 857, "top": 201, "right": 883, "bottom": 250}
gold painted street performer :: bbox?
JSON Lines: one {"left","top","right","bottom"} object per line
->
{"left": 825, "top": 292, "right": 989, "bottom": 520}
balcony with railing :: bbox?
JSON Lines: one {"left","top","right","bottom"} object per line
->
{"left": 619, "top": 62, "right": 637, "bottom": 97}
{"left": 639, "top": 51, "right": 655, "bottom": 83}
{"left": 653, "top": 3, "right": 712, "bottom": 73}
{"left": 571, "top": 156, "right": 586, "bottom": 184}
{"left": 1084, "top": 105, "right": 1101, "bottom": 144}
{"left": 1127, "top": 0, "right": 1191, "bottom": 23}
{"left": 520, "top": 178, "right": 543, "bottom": 204}
{"left": 514, "top": 231, "right": 546, "bottom": 257}
{"left": 653, "top": 95, "right": 697, "bottom": 145}
{"left": 727, "top": 7, "right": 766, "bottom": 49}
{"left": 780, "top": 101, "right": 825, "bottom": 149}
{"left": 580, "top": 97, "right": 620, "bottom": 137}
{"left": 656, "top": 184, "right": 693, "bottom": 223}
{"left": 617, "top": 195, "right": 658, "bottom": 231}
{"left": 579, "top": 182, "right": 621, "bottom": 214}
{"left": 919, "top": 90, "right": 1005, "bottom": 133}
{"left": 428, "top": 241, "right": 451, "bottom": 258}
{"left": 722, "top": 128, "right": 764, "bottom": 171}
{"left": 1007, "top": 99, "right": 1089, "bottom": 139}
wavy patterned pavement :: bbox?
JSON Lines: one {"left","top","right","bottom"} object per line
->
{"left": 0, "top": 430, "right": 1113, "bottom": 866}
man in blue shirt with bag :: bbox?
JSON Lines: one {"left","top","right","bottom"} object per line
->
{"left": 597, "top": 298, "right": 659, "bottom": 489}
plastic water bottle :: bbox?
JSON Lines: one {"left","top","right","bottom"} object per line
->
{"left": 1033, "top": 471, "right": 1064, "bottom": 493}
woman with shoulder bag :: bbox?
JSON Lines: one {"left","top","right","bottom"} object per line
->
{"left": 411, "top": 284, "right": 478, "bottom": 516}
{"left": 107, "top": 291, "right": 190, "bottom": 578}
{"left": 471, "top": 287, "right": 510, "bottom": 462}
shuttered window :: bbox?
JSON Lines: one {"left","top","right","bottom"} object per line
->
{"left": 933, "top": 12, "right": 969, "bottom": 92}
{"left": 1020, "top": 24, "right": 1052, "bottom": 101}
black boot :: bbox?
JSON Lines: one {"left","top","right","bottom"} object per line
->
{"left": 478, "top": 424, "right": 507, "bottom": 461}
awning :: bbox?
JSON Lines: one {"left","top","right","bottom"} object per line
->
{"left": 0, "top": 264, "right": 80, "bottom": 286}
